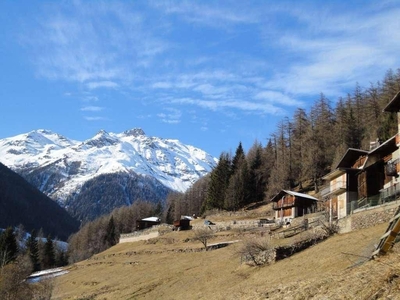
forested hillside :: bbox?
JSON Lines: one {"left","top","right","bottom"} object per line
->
{"left": 0, "top": 162, "right": 79, "bottom": 241}
{"left": 166, "top": 69, "right": 400, "bottom": 217}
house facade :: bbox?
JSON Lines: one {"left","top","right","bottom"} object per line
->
{"left": 136, "top": 216, "right": 161, "bottom": 230}
{"left": 321, "top": 92, "right": 400, "bottom": 219}
{"left": 271, "top": 190, "right": 319, "bottom": 224}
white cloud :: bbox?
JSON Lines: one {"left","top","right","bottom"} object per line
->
{"left": 255, "top": 91, "right": 303, "bottom": 107}
{"left": 27, "top": 2, "right": 168, "bottom": 84}
{"left": 152, "top": 82, "right": 173, "bottom": 89}
{"left": 84, "top": 116, "right": 109, "bottom": 121}
{"left": 80, "top": 106, "right": 104, "bottom": 112}
{"left": 86, "top": 81, "right": 119, "bottom": 90}
{"left": 157, "top": 108, "right": 182, "bottom": 124}
{"left": 82, "top": 95, "right": 99, "bottom": 102}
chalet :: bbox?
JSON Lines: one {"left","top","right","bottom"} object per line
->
{"left": 136, "top": 217, "right": 161, "bottom": 230}
{"left": 271, "top": 190, "right": 319, "bottom": 224}
{"left": 321, "top": 91, "right": 400, "bottom": 219}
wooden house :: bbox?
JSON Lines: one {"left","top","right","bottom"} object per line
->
{"left": 322, "top": 138, "right": 397, "bottom": 219}
{"left": 173, "top": 219, "right": 191, "bottom": 230}
{"left": 270, "top": 190, "right": 319, "bottom": 224}
{"left": 321, "top": 91, "right": 400, "bottom": 219}
{"left": 136, "top": 217, "right": 160, "bottom": 230}
{"left": 382, "top": 91, "right": 400, "bottom": 200}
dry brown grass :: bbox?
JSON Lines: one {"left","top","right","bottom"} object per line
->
{"left": 52, "top": 219, "right": 400, "bottom": 300}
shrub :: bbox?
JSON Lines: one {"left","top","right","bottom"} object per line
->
{"left": 237, "top": 237, "right": 275, "bottom": 266}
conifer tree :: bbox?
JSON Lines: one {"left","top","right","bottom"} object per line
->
{"left": 247, "top": 141, "right": 265, "bottom": 202}
{"left": 104, "top": 216, "right": 118, "bottom": 248}
{"left": 0, "top": 227, "right": 18, "bottom": 267}
{"left": 224, "top": 157, "right": 250, "bottom": 210}
{"left": 26, "top": 230, "right": 40, "bottom": 271}
{"left": 41, "top": 235, "right": 55, "bottom": 269}
{"left": 204, "top": 152, "right": 231, "bottom": 211}
{"left": 231, "top": 142, "right": 245, "bottom": 175}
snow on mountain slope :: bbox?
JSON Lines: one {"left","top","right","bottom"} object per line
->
{"left": 0, "top": 128, "right": 218, "bottom": 204}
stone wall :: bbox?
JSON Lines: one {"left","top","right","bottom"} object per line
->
{"left": 338, "top": 200, "right": 400, "bottom": 233}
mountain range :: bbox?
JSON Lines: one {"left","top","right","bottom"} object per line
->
{"left": 0, "top": 128, "right": 217, "bottom": 222}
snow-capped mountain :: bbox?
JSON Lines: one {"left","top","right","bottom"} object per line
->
{"left": 0, "top": 129, "right": 217, "bottom": 221}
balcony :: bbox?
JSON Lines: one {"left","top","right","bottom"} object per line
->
{"left": 381, "top": 184, "right": 400, "bottom": 203}
{"left": 320, "top": 181, "right": 346, "bottom": 198}
{"left": 273, "top": 198, "right": 295, "bottom": 210}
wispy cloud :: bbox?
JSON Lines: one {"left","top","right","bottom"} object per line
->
{"left": 20, "top": 1, "right": 400, "bottom": 125}
{"left": 86, "top": 81, "right": 119, "bottom": 90}
{"left": 26, "top": 2, "right": 168, "bottom": 84}
{"left": 81, "top": 106, "right": 104, "bottom": 112}
{"left": 151, "top": 1, "right": 260, "bottom": 28}
{"left": 157, "top": 108, "right": 182, "bottom": 124}
{"left": 84, "top": 116, "right": 109, "bottom": 121}
{"left": 82, "top": 95, "right": 99, "bottom": 102}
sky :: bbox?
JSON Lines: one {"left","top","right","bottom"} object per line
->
{"left": 1, "top": 1, "right": 400, "bottom": 157}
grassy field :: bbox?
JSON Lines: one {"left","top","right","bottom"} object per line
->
{"left": 52, "top": 210, "right": 400, "bottom": 300}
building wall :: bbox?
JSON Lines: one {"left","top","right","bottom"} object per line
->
{"left": 337, "top": 192, "right": 347, "bottom": 219}
{"left": 275, "top": 208, "right": 294, "bottom": 223}
{"left": 330, "top": 173, "right": 346, "bottom": 191}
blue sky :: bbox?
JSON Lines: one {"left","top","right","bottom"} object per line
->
{"left": 1, "top": 1, "right": 400, "bottom": 157}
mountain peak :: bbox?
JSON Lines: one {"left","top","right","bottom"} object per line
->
{"left": 123, "top": 128, "right": 145, "bottom": 137}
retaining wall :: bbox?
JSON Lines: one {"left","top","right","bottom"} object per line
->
{"left": 338, "top": 200, "right": 400, "bottom": 233}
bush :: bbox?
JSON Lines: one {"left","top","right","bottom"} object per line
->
{"left": 193, "top": 228, "right": 215, "bottom": 250}
{"left": 237, "top": 237, "right": 275, "bottom": 266}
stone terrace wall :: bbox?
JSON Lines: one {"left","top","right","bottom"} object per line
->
{"left": 338, "top": 200, "right": 400, "bottom": 233}
{"left": 350, "top": 200, "right": 400, "bottom": 230}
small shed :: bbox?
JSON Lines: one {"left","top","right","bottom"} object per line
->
{"left": 270, "top": 190, "right": 319, "bottom": 224}
{"left": 173, "top": 216, "right": 193, "bottom": 230}
{"left": 136, "top": 217, "right": 161, "bottom": 230}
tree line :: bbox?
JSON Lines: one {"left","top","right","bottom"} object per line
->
{"left": 167, "top": 68, "right": 400, "bottom": 215}
{"left": 0, "top": 226, "right": 68, "bottom": 271}
{"left": 0, "top": 226, "right": 68, "bottom": 299}
{"left": 67, "top": 200, "right": 160, "bottom": 263}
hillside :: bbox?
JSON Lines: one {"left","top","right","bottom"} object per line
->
{"left": 0, "top": 162, "right": 79, "bottom": 241}
{"left": 51, "top": 213, "right": 398, "bottom": 299}
{"left": 0, "top": 128, "right": 217, "bottom": 221}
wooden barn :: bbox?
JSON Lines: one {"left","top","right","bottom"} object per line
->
{"left": 136, "top": 217, "right": 161, "bottom": 230}
{"left": 271, "top": 190, "right": 319, "bottom": 224}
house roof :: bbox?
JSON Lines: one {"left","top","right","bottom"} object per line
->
{"left": 335, "top": 148, "right": 368, "bottom": 169}
{"left": 322, "top": 168, "right": 346, "bottom": 180}
{"left": 364, "top": 135, "right": 397, "bottom": 168}
{"left": 141, "top": 217, "right": 160, "bottom": 222}
{"left": 270, "top": 190, "right": 319, "bottom": 202}
{"left": 383, "top": 91, "right": 400, "bottom": 112}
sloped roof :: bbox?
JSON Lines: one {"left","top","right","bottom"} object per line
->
{"left": 141, "top": 217, "right": 160, "bottom": 222}
{"left": 270, "top": 190, "right": 319, "bottom": 202}
{"left": 364, "top": 135, "right": 397, "bottom": 169}
{"left": 383, "top": 91, "right": 400, "bottom": 112}
{"left": 335, "top": 148, "right": 368, "bottom": 169}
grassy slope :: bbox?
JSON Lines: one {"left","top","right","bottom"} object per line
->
{"left": 52, "top": 216, "right": 400, "bottom": 300}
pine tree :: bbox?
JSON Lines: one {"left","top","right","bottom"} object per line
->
{"left": 204, "top": 152, "right": 231, "bottom": 211}
{"left": 306, "top": 93, "right": 335, "bottom": 192}
{"left": 247, "top": 141, "right": 265, "bottom": 203}
{"left": 42, "top": 235, "right": 55, "bottom": 269}
{"left": 26, "top": 230, "right": 40, "bottom": 271}
{"left": 291, "top": 109, "right": 311, "bottom": 190}
{"left": 104, "top": 216, "right": 118, "bottom": 248}
{"left": 0, "top": 227, "right": 18, "bottom": 267}
{"left": 231, "top": 142, "right": 245, "bottom": 175}
{"left": 224, "top": 157, "right": 250, "bottom": 210}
